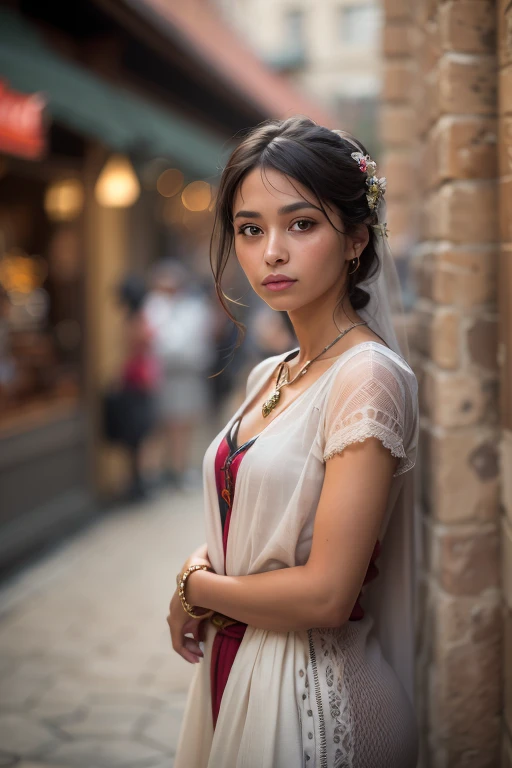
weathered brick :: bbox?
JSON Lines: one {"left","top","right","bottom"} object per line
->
{"left": 436, "top": 116, "right": 498, "bottom": 182}
{"left": 499, "top": 64, "right": 512, "bottom": 115}
{"left": 422, "top": 131, "right": 439, "bottom": 191}
{"left": 432, "top": 245, "right": 497, "bottom": 307}
{"left": 420, "top": 20, "right": 442, "bottom": 75}
{"left": 380, "top": 105, "right": 416, "bottom": 146}
{"left": 505, "top": 608, "right": 512, "bottom": 737}
{"left": 412, "top": 248, "right": 434, "bottom": 302}
{"left": 429, "top": 634, "right": 501, "bottom": 762}
{"left": 504, "top": 516, "right": 512, "bottom": 612}
{"left": 423, "top": 74, "right": 442, "bottom": 135}
{"left": 498, "top": 0, "right": 512, "bottom": 68}
{"left": 499, "top": 245, "right": 512, "bottom": 430}
{"left": 439, "top": 1, "right": 497, "bottom": 54}
{"left": 499, "top": 116, "right": 512, "bottom": 177}
{"left": 424, "top": 367, "right": 498, "bottom": 427}
{"left": 383, "top": 61, "right": 415, "bottom": 101}
{"left": 416, "top": 0, "right": 440, "bottom": 27}
{"left": 438, "top": 525, "right": 500, "bottom": 595}
{"left": 383, "top": 21, "right": 414, "bottom": 57}
{"left": 500, "top": 178, "right": 512, "bottom": 242}
{"left": 501, "top": 429, "right": 512, "bottom": 528}
{"left": 431, "top": 308, "right": 461, "bottom": 369}
{"left": 383, "top": 0, "right": 413, "bottom": 20}
{"left": 415, "top": 306, "right": 432, "bottom": 360}
{"left": 433, "top": 581, "right": 501, "bottom": 648}
{"left": 429, "top": 585, "right": 502, "bottom": 761}
{"left": 467, "top": 316, "right": 499, "bottom": 370}
{"left": 426, "top": 428, "right": 500, "bottom": 523}
{"left": 439, "top": 54, "right": 498, "bottom": 116}
{"left": 429, "top": 182, "right": 499, "bottom": 243}
{"left": 423, "top": 189, "right": 444, "bottom": 240}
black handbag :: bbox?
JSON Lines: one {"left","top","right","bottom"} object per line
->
{"left": 103, "top": 387, "right": 156, "bottom": 448}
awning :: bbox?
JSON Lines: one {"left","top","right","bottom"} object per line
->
{"left": 0, "top": 8, "right": 229, "bottom": 178}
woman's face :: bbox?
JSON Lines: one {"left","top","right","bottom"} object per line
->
{"left": 232, "top": 167, "right": 367, "bottom": 313}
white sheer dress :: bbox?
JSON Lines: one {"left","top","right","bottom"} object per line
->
{"left": 174, "top": 340, "right": 420, "bottom": 768}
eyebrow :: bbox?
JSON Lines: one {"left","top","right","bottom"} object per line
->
{"left": 234, "top": 201, "right": 319, "bottom": 220}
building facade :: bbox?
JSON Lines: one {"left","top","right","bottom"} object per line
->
{"left": 216, "top": 0, "right": 383, "bottom": 148}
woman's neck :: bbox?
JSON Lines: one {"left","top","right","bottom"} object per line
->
{"left": 287, "top": 294, "right": 362, "bottom": 367}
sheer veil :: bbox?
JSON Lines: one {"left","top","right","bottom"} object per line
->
{"left": 360, "top": 197, "right": 420, "bottom": 707}
{"left": 334, "top": 133, "right": 421, "bottom": 705}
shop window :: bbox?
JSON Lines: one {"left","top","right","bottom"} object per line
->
{"left": 339, "top": 5, "right": 380, "bottom": 46}
{"left": 283, "top": 9, "right": 306, "bottom": 63}
{"left": 0, "top": 164, "right": 84, "bottom": 433}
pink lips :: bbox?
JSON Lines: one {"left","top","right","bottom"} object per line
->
{"left": 264, "top": 280, "right": 296, "bottom": 292}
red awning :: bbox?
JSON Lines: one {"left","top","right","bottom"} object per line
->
{"left": 0, "top": 80, "right": 46, "bottom": 160}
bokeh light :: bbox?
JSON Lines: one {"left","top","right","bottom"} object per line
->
{"left": 44, "top": 179, "right": 84, "bottom": 222}
{"left": 157, "top": 168, "right": 184, "bottom": 198}
{"left": 181, "top": 181, "right": 211, "bottom": 211}
{"left": 95, "top": 154, "right": 140, "bottom": 208}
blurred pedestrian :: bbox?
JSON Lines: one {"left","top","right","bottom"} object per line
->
{"left": 103, "top": 274, "right": 160, "bottom": 501}
{"left": 144, "top": 259, "right": 216, "bottom": 490}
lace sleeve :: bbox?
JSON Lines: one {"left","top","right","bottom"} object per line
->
{"left": 322, "top": 347, "right": 417, "bottom": 477}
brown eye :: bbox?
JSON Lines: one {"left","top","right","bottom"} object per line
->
{"left": 292, "top": 219, "right": 314, "bottom": 232}
{"left": 238, "top": 225, "right": 261, "bottom": 237}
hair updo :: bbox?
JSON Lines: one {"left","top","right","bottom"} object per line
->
{"left": 210, "top": 115, "right": 380, "bottom": 360}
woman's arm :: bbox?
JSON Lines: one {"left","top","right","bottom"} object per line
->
{"left": 186, "top": 437, "right": 397, "bottom": 633}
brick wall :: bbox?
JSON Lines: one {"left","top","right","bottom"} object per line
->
{"left": 499, "top": 0, "right": 512, "bottom": 764}
{"left": 381, "top": 0, "right": 509, "bottom": 766}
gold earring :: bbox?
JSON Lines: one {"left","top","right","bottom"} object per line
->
{"left": 348, "top": 256, "right": 360, "bottom": 275}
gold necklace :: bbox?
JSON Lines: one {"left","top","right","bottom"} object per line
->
{"left": 261, "top": 322, "right": 368, "bottom": 417}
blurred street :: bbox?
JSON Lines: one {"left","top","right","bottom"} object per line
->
{"left": 0, "top": 488, "right": 204, "bottom": 768}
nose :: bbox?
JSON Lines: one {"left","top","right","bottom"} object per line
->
{"left": 264, "top": 228, "right": 289, "bottom": 265}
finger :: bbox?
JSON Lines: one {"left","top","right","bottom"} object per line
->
{"left": 168, "top": 619, "right": 203, "bottom": 664}
{"left": 183, "top": 637, "right": 204, "bottom": 658}
{"left": 179, "top": 644, "right": 202, "bottom": 664}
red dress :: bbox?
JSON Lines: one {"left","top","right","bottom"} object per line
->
{"left": 210, "top": 415, "right": 255, "bottom": 729}
{"left": 210, "top": 413, "right": 381, "bottom": 729}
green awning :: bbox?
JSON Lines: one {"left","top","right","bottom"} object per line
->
{"left": 0, "top": 8, "right": 230, "bottom": 178}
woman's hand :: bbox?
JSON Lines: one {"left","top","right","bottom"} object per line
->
{"left": 167, "top": 544, "right": 214, "bottom": 664}
{"left": 167, "top": 588, "right": 210, "bottom": 664}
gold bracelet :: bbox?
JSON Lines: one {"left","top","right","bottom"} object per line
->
{"left": 176, "top": 564, "right": 214, "bottom": 619}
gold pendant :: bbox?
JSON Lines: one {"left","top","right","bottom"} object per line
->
{"left": 262, "top": 389, "right": 281, "bottom": 417}
{"left": 261, "top": 361, "right": 290, "bottom": 417}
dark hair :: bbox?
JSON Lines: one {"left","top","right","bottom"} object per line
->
{"left": 117, "top": 274, "right": 147, "bottom": 315}
{"left": 209, "top": 115, "right": 380, "bottom": 365}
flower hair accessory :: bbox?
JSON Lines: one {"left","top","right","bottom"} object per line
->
{"left": 370, "top": 222, "right": 389, "bottom": 238}
{"left": 351, "top": 151, "right": 387, "bottom": 212}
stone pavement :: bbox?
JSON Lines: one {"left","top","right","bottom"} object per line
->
{"left": 0, "top": 488, "right": 206, "bottom": 768}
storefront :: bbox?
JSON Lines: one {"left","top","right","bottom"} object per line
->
{"left": 0, "top": 5, "right": 228, "bottom": 570}
{"left": 0, "top": 81, "right": 91, "bottom": 569}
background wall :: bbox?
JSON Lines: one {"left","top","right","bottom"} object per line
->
{"left": 381, "top": 0, "right": 510, "bottom": 765}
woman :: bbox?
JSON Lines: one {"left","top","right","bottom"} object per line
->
{"left": 104, "top": 275, "right": 160, "bottom": 501}
{"left": 167, "top": 116, "right": 420, "bottom": 768}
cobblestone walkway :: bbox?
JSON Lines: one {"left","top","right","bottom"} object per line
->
{"left": 0, "top": 489, "right": 205, "bottom": 768}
